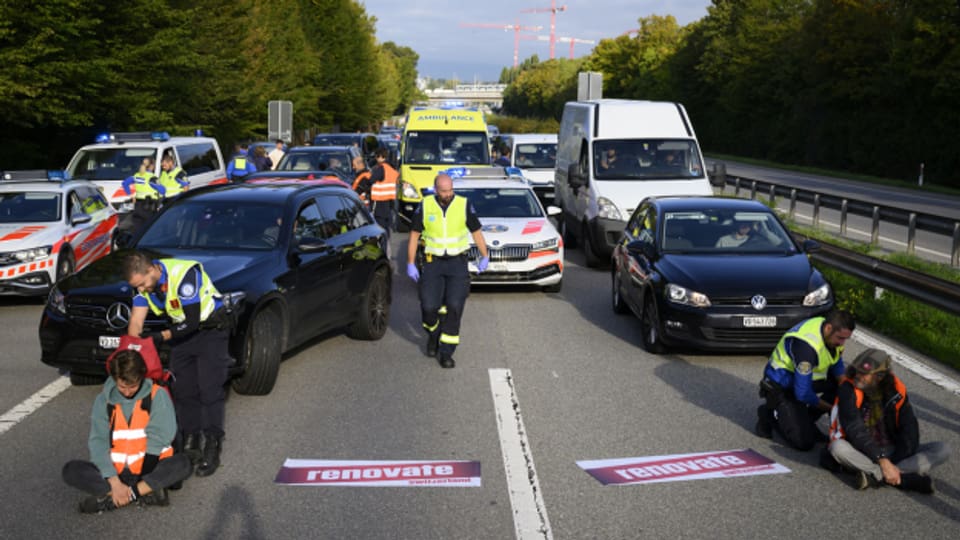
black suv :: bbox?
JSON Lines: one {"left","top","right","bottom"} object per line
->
{"left": 39, "top": 180, "right": 391, "bottom": 395}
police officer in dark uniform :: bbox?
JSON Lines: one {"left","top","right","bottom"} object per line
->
{"left": 122, "top": 251, "right": 232, "bottom": 477}
{"left": 405, "top": 173, "right": 489, "bottom": 368}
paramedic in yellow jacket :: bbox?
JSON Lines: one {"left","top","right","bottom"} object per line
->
{"left": 406, "top": 173, "right": 489, "bottom": 368}
{"left": 122, "top": 251, "right": 231, "bottom": 478}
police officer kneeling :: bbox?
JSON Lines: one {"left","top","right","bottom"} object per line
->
{"left": 756, "top": 310, "right": 855, "bottom": 450}
{"left": 122, "top": 251, "right": 233, "bottom": 477}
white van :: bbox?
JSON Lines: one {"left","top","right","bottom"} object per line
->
{"left": 65, "top": 132, "right": 227, "bottom": 212}
{"left": 554, "top": 99, "right": 712, "bottom": 266}
{"left": 505, "top": 133, "right": 558, "bottom": 204}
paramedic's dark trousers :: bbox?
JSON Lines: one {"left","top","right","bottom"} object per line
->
{"left": 62, "top": 455, "right": 191, "bottom": 495}
{"left": 170, "top": 328, "right": 230, "bottom": 438}
{"left": 419, "top": 254, "right": 470, "bottom": 357}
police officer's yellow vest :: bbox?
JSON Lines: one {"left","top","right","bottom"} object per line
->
{"left": 158, "top": 166, "right": 186, "bottom": 197}
{"left": 769, "top": 317, "right": 842, "bottom": 381}
{"left": 422, "top": 196, "right": 470, "bottom": 256}
{"left": 233, "top": 157, "right": 248, "bottom": 170}
{"left": 142, "top": 259, "right": 220, "bottom": 323}
{"left": 133, "top": 172, "right": 161, "bottom": 200}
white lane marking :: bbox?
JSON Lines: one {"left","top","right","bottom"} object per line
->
{"left": 489, "top": 369, "right": 553, "bottom": 540}
{"left": 853, "top": 329, "right": 960, "bottom": 397}
{"left": 0, "top": 376, "right": 72, "bottom": 436}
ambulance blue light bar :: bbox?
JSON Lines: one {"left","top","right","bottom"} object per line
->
{"left": 95, "top": 131, "right": 171, "bottom": 143}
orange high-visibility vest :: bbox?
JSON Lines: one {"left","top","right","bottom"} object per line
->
{"left": 109, "top": 383, "right": 174, "bottom": 474}
{"left": 828, "top": 374, "right": 907, "bottom": 441}
{"left": 370, "top": 163, "right": 398, "bottom": 201}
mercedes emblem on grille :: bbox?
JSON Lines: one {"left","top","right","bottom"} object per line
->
{"left": 106, "top": 302, "right": 131, "bottom": 329}
{"left": 751, "top": 295, "right": 767, "bottom": 311}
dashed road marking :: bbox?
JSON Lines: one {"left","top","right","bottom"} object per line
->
{"left": 489, "top": 369, "right": 553, "bottom": 540}
{"left": 0, "top": 376, "right": 72, "bottom": 436}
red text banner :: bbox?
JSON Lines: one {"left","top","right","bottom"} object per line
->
{"left": 275, "top": 459, "right": 481, "bottom": 487}
{"left": 577, "top": 448, "right": 790, "bottom": 485}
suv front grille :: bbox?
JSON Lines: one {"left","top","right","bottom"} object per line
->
{"left": 469, "top": 245, "right": 530, "bottom": 262}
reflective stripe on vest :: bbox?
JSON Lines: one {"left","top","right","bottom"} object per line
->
{"left": 422, "top": 196, "right": 470, "bottom": 256}
{"left": 233, "top": 157, "right": 248, "bottom": 170}
{"left": 109, "top": 384, "right": 173, "bottom": 474}
{"left": 158, "top": 167, "right": 186, "bottom": 197}
{"left": 142, "top": 259, "right": 220, "bottom": 323}
{"left": 133, "top": 172, "right": 161, "bottom": 200}
{"left": 769, "top": 317, "right": 841, "bottom": 381}
{"left": 829, "top": 375, "right": 907, "bottom": 441}
{"left": 370, "top": 164, "right": 398, "bottom": 201}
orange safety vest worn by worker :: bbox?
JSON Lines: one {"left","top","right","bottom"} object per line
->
{"left": 828, "top": 374, "right": 908, "bottom": 441}
{"left": 109, "top": 384, "right": 174, "bottom": 474}
{"left": 353, "top": 170, "right": 372, "bottom": 205}
{"left": 370, "top": 163, "right": 398, "bottom": 201}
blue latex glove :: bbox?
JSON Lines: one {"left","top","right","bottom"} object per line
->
{"left": 477, "top": 256, "right": 489, "bottom": 273}
{"left": 406, "top": 263, "right": 420, "bottom": 282}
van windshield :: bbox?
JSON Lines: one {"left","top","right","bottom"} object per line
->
{"left": 403, "top": 131, "right": 490, "bottom": 165}
{"left": 68, "top": 147, "right": 158, "bottom": 181}
{"left": 593, "top": 139, "right": 703, "bottom": 180}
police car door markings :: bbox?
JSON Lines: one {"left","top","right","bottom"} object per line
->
{"left": 274, "top": 459, "right": 481, "bottom": 487}
{"left": 577, "top": 449, "right": 790, "bottom": 485}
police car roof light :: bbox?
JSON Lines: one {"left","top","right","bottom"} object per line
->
{"left": 442, "top": 167, "right": 468, "bottom": 179}
{"left": 96, "top": 131, "right": 171, "bottom": 144}
{"left": 0, "top": 170, "right": 67, "bottom": 183}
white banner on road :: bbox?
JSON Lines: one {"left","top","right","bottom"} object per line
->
{"left": 275, "top": 459, "right": 481, "bottom": 487}
{"left": 578, "top": 448, "right": 790, "bottom": 486}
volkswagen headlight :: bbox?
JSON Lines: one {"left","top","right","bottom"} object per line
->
{"left": 666, "top": 283, "right": 711, "bottom": 308}
{"left": 48, "top": 286, "right": 66, "bottom": 315}
{"left": 530, "top": 237, "right": 559, "bottom": 252}
{"left": 597, "top": 197, "right": 622, "bottom": 221}
{"left": 401, "top": 182, "right": 420, "bottom": 199}
{"left": 221, "top": 291, "right": 247, "bottom": 313}
{"left": 803, "top": 283, "right": 832, "bottom": 307}
{"left": 9, "top": 245, "right": 52, "bottom": 262}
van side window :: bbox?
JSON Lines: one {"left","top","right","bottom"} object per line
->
{"left": 177, "top": 143, "right": 220, "bottom": 175}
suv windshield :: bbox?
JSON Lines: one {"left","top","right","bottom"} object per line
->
{"left": 68, "top": 147, "right": 158, "bottom": 181}
{"left": 0, "top": 192, "right": 61, "bottom": 223}
{"left": 403, "top": 131, "right": 490, "bottom": 165}
{"left": 457, "top": 188, "right": 543, "bottom": 218}
{"left": 277, "top": 151, "right": 353, "bottom": 176}
{"left": 515, "top": 143, "right": 557, "bottom": 169}
{"left": 593, "top": 139, "right": 703, "bottom": 180}
{"left": 138, "top": 200, "right": 285, "bottom": 250}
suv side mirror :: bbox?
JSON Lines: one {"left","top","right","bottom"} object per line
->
{"left": 70, "top": 213, "right": 92, "bottom": 226}
{"left": 802, "top": 239, "right": 820, "bottom": 253}
{"left": 297, "top": 237, "right": 329, "bottom": 254}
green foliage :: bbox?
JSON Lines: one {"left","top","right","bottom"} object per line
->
{"left": 485, "top": 114, "right": 559, "bottom": 134}
{"left": 501, "top": 58, "right": 584, "bottom": 119}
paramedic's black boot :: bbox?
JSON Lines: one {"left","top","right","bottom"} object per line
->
{"left": 183, "top": 432, "right": 203, "bottom": 466}
{"left": 195, "top": 434, "right": 222, "bottom": 477}
{"left": 426, "top": 331, "right": 439, "bottom": 357}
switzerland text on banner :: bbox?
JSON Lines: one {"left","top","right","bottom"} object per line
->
{"left": 275, "top": 459, "right": 481, "bottom": 487}
{"left": 577, "top": 448, "right": 790, "bottom": 486}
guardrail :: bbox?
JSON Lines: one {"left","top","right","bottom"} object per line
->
{"left": 709, "top": 163, "right": 960, "bottom": 267}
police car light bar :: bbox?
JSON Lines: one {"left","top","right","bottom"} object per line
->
{"left": 95, "top": 131, "right": 171, "bottom": 143}
{"left": 0, "top": 170, "right": 70, "bottom": 183}
{"left": 441, "top": 166, "right": 528, "bottom": 182}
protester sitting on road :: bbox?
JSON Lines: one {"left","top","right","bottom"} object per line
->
{"left": 62, "top": 350, "right": 191, "bottom": 513}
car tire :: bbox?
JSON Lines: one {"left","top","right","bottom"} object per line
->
{"left": 542, "top": 280, "right": 562, "bottom": 293}
{"left": 582, "top": 222, "right": 602, "bottom": 268}
{"left": 347, "top": 267, "right": 391, "bottom": 340}
{"left": 231, "top": 305, "right": 282, "bottom": 396}
{"left": 640, "top": 292, "right": 666, "bottom": 354}
{"left": 56, "top": 248, "right": 74, "bottom": 282}
{"left": 70, "top": 372, "right": 105, "bottom": 386}
{"left": 612, "top": 272, "right": 629, "bottom": 314}
{"left": 560, "top": 214, "right": 577, "bottom": 249}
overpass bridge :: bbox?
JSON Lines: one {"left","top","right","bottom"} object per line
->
{"left": 423, "top": 84, "right": 505, "bottom": 109}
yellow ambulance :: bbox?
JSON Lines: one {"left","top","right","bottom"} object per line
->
{"left": 397, "top": 106, "right": 490, "bottom": 229}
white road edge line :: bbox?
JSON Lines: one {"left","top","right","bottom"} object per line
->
{"left": 853, "top": 329, "right": 960, "bottom": 396}
{"left": 489, "top": 369, "right": 553, "bottom": 540}
{"left": 0, "top": 376, "right": 72, "bottom": 437}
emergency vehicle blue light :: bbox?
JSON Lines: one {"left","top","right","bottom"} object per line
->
{"left": 95, "top": 133, "right": 113, "bottom": 143}
{"left": 46, "top": 170, "right": 68, "bottom": 181}
{"left": 151, "top": 131, "right": 170, "bottom": 141}
{"left": 504, "top": 167, "right": 523, "bottom": 177}
{"left": 442, "top": 167, "right": 468, "bottom": 179}
{"left": 194, "top": 129, "right": 204, "bottom": 136}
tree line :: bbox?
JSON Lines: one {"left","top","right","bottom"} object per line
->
{"left": 500, "top": 1, "right": 960, "bottom": 187}
{"left": 0, "top": 0, "right": 422, "bottom": 168}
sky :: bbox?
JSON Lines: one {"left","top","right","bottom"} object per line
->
{"left": 360, "top": 1, "right": 713, "bottom": 82}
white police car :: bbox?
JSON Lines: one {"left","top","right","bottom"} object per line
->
{"left": 0, "top": 171, "right": 117, "bottom": 295}
{"left": 445, "top": 167, "right": 564, "bottom": 292}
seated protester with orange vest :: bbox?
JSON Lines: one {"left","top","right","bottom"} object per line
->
{"left": 123, "top": 251, "right": 233, "bottom": 478}
{"left": 823, "top": 348, "right": 950, "bottom": 493}
{"left": 367, "top": 147, "right": 399, "bottom": 232}
{"left": 62, "top": 350, "right": 192, "bottom": 513}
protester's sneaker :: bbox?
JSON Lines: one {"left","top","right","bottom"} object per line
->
{"left": 854, "top": 471, "right": 881, "bottom": 490}
{"left": 138, "top": 488, "right": 170, "bottom": 507}
{"left": 79, "top": 494, "right": 116, "bottom": 514}
{"left": 898, "top": 473, "right": 935, "bottom": 494}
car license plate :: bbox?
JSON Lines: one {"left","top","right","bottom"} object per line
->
{"left": 743, "top": 316, "right": 777, "bottom": 328}
{"left": 489, "top": 262, "right": 509, "bottom": 272}
{"left": 99, "top": 336, "right": 120, "bottom": 349}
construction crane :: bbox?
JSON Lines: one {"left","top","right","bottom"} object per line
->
{"left": 520, "top": 1, "right": 567, "bottom": 59}
{"left": 459, "top": 20, "right": 543, "bottom": 67}
{"left": 536, "top": 35, "right": 596, "bottom": 59}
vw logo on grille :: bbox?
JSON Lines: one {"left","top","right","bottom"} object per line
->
{"left": 106, "top": 302, "right": 131, "bottom": 329}
{"left": 751, "top": 295, "right": 768, "bottom": 311}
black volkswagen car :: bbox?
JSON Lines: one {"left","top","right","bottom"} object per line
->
{"left": 40, "top": 181, "right": 391, "bottom": 395}
{"left": 611, "top": 196, "right": 833, "bottom": 353}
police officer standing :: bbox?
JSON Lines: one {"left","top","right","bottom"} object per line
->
{"left": 226, "top": 144, "right": 257, "bottom": 182}
{"left": 122, "top": 251, "right": 232, "bottom": 477}
{"left": 406, "top": 173, "right": 489, "bottom": 368}
{"left": 756, "top": 309, "right": 855, "bottom": 450}
{"left": 157, "top": 154, "right": 189, "bottom": 202}
{"left": 122, "top": 157, "right": 165, "bottom": 233}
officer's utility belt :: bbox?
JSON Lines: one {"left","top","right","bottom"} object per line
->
{"left": 424, "top": 252, "right": 467, "bottom": 263}
{"left": 199, "top": 307, "right": 236, "bottom": 331}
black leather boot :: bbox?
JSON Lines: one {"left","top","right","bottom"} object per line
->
{"left": 183, "top": 432, "right": 203, "bottom": 466}
{"left": 897, "top": 473, "right": 934, "bottom": 494}
{"left": 195, "top": 434, "right": 223, "bottom": 477}
{"left": 426, "top": 331, "right": 439, "bottom": 357}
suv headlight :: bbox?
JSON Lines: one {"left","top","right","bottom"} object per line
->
{"left": 666, "top": 283, "right": 711, "bottom": 308}
{"left": 7, "top": 245, "right": 52, "bottom": 262}
{"left": 530, "top": 237, "right": 559, "bottom": 252}
{"left": 401, "top": 182, "right": 420, "bottom": 199}
{"left": 597, "top": 197, "right": 622, "bottom": 221}
{"left": 48, "top": 286, "right": 66, "bottom": 315}
{"left": 803, "top": 283, "right": 832, "bottom": 307}
{"left": 221, "top": 291, "right": 247, "bottom": 312}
